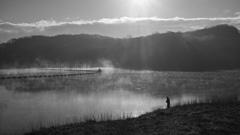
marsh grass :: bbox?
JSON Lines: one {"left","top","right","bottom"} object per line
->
{"left": 26, "top": 96, "right": 239, "bottom": 135}
{"left": 26, "top": 112, "right": 133, "bottom": 134}
{"left": 173, "top": 95, "right": 239, "bottom": 107}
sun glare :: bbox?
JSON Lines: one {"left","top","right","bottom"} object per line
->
{"left": 132, "top": 0, "right": 148, "bottom": 6}
{"left": 129, "top": 0, "right": 156, "bottom": 17}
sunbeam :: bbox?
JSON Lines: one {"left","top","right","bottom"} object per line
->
{"left": 128, "top": 0, "right": 157, "bottom": 17}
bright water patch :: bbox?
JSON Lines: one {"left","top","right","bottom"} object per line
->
{"left": 0, "top": 86, "right": 164, "bottom": 135}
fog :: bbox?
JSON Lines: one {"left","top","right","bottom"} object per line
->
{"left": 0, "top": 68, "right": 240, "bottom": 134}
{"left": 0, "top": 86, "right": 165, "bottom": 134}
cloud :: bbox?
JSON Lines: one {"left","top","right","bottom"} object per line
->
{"left": 0, "top": 16, "right": 240, "bottom": 43}
{"left": 235, "top": 12, "right": 240, "bottom": 16}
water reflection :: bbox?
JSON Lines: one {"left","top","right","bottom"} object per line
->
{"left": 0, "top": 69, "right": 240, "bottom": 134}
{"left": 1, "top": 85, "right": 238, "bottom": 135}
{"left": 0, "top": 86, "right": 164, "bottom": 135}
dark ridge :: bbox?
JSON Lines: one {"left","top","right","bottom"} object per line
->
{"left": 188, "top": 24, "right": 240, "bottom": 38}
{"left": 0, "top": 24, "right": 240, "bottom": 71}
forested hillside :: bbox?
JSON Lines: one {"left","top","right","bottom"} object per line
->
{"left": 0, "top": 24, "right": 240, "bottom": 71}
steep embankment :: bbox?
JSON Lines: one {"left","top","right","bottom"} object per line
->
{"left": 26, "top": 103, "right": 240, "bottom": 135}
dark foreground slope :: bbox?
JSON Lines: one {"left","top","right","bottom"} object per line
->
{"left": 1, "top": 24, "right": 240, "bottom": 71}
{"left": 26, "top": 103, "right": 240, "bottom": 135}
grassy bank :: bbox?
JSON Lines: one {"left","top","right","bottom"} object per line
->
{"left": 26, "top": 102, "right": 240, "bottom": 135}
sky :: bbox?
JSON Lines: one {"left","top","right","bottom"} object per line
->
{"left": 0, "top": 0, "right": 240, "bottom": 43}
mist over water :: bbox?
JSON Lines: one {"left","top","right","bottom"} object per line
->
{"left": 0, "top": 68, "right": 240, "bottom": 134}
{"left": 0, "top": 87, "right": 164, "bottom": 134}
{"left": 0, "top": 89, "right": 202, "bottom": 135}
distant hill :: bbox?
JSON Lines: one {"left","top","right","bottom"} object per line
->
{"left": 0, "top": 24, "right": 240, "bottom": 71}
{"left": 186, "top": 24, "right": 239, "bottom": 38}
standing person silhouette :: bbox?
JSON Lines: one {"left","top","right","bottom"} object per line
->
{"left": 166, "top": 97, "right": 170, "bottom": 109}
{"left": 98, "top": 68, "right": 102, "bottom": 73}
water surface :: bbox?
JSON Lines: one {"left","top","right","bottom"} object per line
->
{"left": 0, "top": 68, "right": 239, "bottom": 134}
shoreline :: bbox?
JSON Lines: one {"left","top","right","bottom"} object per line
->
{"left": 26, "top": 102, "right": 240, "bottom": 135}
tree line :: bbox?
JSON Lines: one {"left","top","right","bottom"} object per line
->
{"left": 0, "top": 24, "right": 240, "bottom": 71}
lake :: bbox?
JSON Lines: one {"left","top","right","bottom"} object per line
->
{"left": 0, "top": 68, "right": 239, "bottom": 134}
